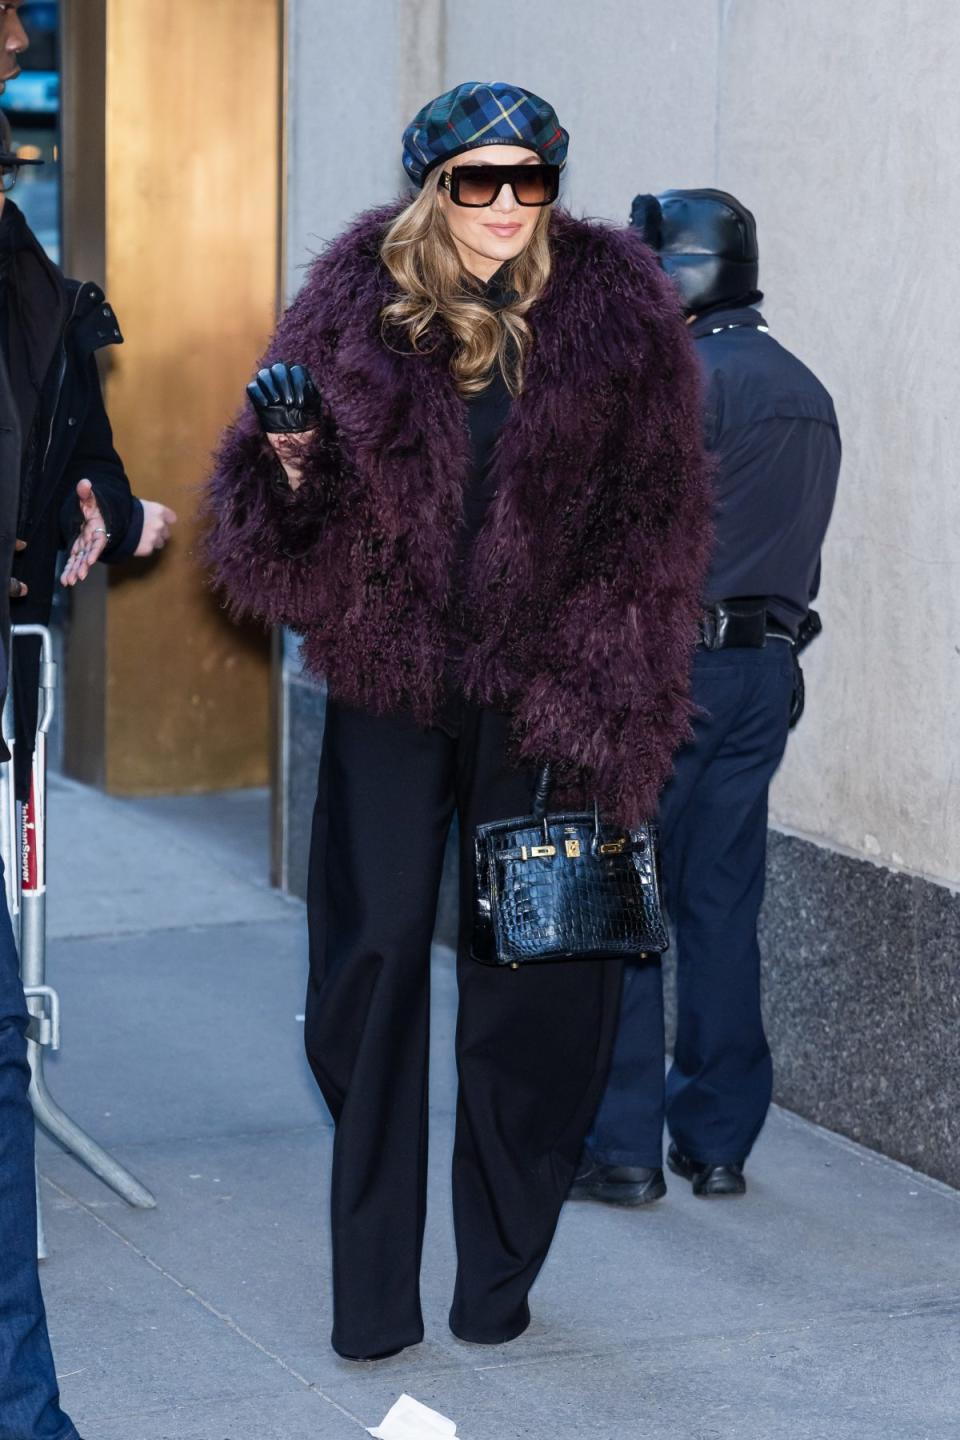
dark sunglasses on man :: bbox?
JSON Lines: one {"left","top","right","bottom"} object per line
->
{"left": 439, "top": 162, "right": 560, "bottom": 208}
{"left": 0, "top": 136, "right": 43, "bottom": 195}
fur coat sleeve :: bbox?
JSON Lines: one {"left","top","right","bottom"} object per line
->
{"left": 202, "top": 247, "right": 352, "bottom": 630}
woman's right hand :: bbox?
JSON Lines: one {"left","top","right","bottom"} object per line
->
{"left": 247, "top": 363, "right": 322, "bottom": 492}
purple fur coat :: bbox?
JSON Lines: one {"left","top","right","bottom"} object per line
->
{"left": 205, "top": 205, "right": 712, "bottom": 823}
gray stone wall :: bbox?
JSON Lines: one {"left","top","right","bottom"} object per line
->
{"left": 760, "top": 833, "right": 960, "bottom": 1189}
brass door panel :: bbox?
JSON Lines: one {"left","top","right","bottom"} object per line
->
{"left": 66, "top": 0, "right": 282, "bottom": 793}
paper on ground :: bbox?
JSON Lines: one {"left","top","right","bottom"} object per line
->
{"left": 368, "top": 1393, "right": 458, "bottom": 1439}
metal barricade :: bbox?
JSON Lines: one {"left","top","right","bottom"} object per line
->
{"left": 1, "top": 624, "right": 156, "bottom": 1255}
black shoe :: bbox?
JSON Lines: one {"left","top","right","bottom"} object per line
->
{"left": 569, "top": 1158, "right": 667, "bottom": 1207}
{"left": 667, "top": 1141, "right": 746, "bottom": 1197}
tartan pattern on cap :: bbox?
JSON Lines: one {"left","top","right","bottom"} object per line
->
{"left": 402, "top": 81, "right": 568, "bottom": 187}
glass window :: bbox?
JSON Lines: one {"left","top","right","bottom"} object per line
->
{"left": 0, "top": 0, "right": 61, "bottom": 261}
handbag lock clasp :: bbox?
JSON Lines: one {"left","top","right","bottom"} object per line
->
{"left": 520, "top": 843, "right": 556, "bottom": 861}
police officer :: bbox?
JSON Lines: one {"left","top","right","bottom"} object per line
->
{"left": 573, "top": 189, "right": 840, "bottom": 1205}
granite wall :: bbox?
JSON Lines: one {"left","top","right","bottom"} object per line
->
{"left": 760, "top": 833, "right": 960, "bottom": 1188}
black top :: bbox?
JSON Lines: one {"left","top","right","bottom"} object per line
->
{"left": 691, "top": 304, "right": 841, "bottom": 633}
{"left": 440, "top": 266, "right": 515, "bottom": 730}
{"left": 460, "top": 265, "right": 515, "bottom": 561}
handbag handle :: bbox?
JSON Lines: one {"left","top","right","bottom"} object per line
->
{"left": 531, "top": 762, "right": 553, "bottom": 821}
{"left": 532, "top": 762, "right": 603, "bottom": 842}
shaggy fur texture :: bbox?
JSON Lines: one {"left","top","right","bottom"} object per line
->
{"left": 204, "top": 204, "right": 712, "bottom": 822}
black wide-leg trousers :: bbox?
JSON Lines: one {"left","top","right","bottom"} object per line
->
{"left": 304, "top": 699, "right": 622, "bottom": 1358}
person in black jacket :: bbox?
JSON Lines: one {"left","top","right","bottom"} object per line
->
{"left": 573, "top": 189, "right": 840, "bottom": 1206}
{"left": 0, "top": 12, "right": 85, "bottom": 1428}
{"left": 0, "top": 71, "right": 174, "bottom": 1437}
{"left": 0, "top": 122, "right": 176, "bottom": 793}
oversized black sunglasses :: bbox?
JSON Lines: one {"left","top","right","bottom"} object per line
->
{"left": 439, "top": 162, "right": 560, "bottom": 208}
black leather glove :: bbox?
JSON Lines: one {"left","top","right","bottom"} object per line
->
{"left": 247, "top": 362, "right": 322, "bottom": 434}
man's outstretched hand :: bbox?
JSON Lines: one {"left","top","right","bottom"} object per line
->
{"left": 60, "top": 480, "right": 179, "bottom": 587}
{"left": 60, "top": 479, "right": 111, "bottom": 587}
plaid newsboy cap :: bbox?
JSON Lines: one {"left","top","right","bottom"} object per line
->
{"left": 402, "top": 81, "right": 569, "bottom": 188}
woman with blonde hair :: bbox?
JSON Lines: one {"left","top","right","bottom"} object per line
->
{"left": 206, "top": 81, "right": 711, "bottom": 1360}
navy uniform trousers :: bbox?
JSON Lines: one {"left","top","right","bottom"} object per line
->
{"left": 587, "top": 642, "right": 794, "bottom": 1169}
{"left": 305, "top": 698, "right": 623, "bottom": 1358}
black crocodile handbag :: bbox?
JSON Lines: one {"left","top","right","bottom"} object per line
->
{"left": 471, "top": 764, "right": 669, "bottom": 967}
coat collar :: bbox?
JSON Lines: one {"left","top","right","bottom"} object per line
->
{"left": 689, "top": 303, "right": 767, "bottom": 339}
{"left": 293, "top": 201, "right": 685, "bottom": 461}
{"left": 65, "top": 278, "right": 124, "bottom": 357}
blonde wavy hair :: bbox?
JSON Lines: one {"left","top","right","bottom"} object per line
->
{"left": 380, "top": 168, "right": 553, "bottom": 397}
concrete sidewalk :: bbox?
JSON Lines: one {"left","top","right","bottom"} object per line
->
{"left": 33, "top": 779, "right": 960, "bottom": 1440}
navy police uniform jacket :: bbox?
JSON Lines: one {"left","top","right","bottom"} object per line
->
{"left": 691, "top": 304, "right": 840, "bottom": 634}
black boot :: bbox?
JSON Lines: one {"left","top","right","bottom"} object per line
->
{"left": 568, "top": 1156, "right": 666, "bottom": 1207}
{"left": 667, "top": 1141, "right": 746, "bottom": 1197}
